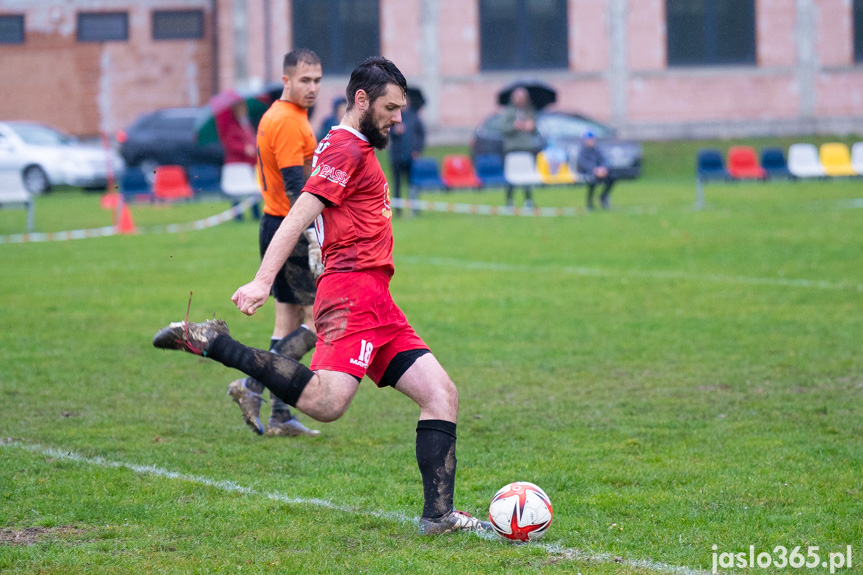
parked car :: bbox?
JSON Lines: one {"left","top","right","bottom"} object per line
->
{"left": 0, "top": 121, "right": 124, "bottom": 194}
{"left": 470, "top": 111, "right": 643, "bottom": 180}
{"left": 118, "top": 107, "right": 223, "bottom": 179}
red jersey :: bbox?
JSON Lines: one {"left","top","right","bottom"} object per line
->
{"left": 304, "top": 127, "right": 394, "bottom": 278}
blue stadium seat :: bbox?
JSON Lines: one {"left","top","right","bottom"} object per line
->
{"left": 119, "top": 167, "right": 153, "bottom": 202}
{"left": 696, "top": 148, "right": 730, "bottom": 181}
{"left": 473, "top": 154, "right": 508, "bottom": 187}
{"left": 188, "top": 164, "right": 222, "bottom": 195}
{"left": 760, "top": 147, "right": 792, "bottom": 179}
{"left": 409, "top": 157, "right": 446, "bottom": 190}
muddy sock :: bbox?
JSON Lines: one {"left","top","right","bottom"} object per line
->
{"left": 208, "top": 335, "right": 313, "bottom": 407}
{"left": 416, "top": 419, "right": 457, "bottom": 519}
{"left": 268, "top": 337, "right": 292, "bottom": 421}
{"left": 271, "top": 326, "right": 317, "bottom": 359}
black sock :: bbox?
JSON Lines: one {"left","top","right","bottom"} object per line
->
{"left": 271, "top": 326, "right": 317, "bottom": 359}
{"left": 416, "top": 419, "right": 457, "bottom": 519}
{"left": 208, "top": 335, "right": 313, "bottom": 407}
{"left": 268, "top": 338, "right": 292, "bottom": 419}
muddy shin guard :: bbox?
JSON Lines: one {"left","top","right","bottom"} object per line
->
{"left": 207, "top": 335, "right": 313, "bottom": 407}
{"left": 416, "top": 419, "right": 457, "bottom": 519}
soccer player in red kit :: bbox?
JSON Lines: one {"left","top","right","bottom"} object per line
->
{"left": 154, "top": 56, "right": 491, "bottom": 535}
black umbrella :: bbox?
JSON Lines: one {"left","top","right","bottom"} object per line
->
{"left": 497, "top": 79, "right": 557, "bottom": 110}
{"left": 406, "top": 86, "right": 426, "bottom": 111}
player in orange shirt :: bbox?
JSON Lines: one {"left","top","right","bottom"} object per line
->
{"left": 226, "top": 49, "right": 323, "bottom": 438}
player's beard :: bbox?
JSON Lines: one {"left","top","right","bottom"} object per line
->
{"left": 358, "top": 107, "right": 390, "bottom": 150}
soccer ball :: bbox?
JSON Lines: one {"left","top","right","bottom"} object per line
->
{"left": 488, "top": 481, "right": 553, "bottom": 542}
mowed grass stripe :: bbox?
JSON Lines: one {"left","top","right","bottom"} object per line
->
{"left": 1, "top": 441, "right": 713, "bottom": 575}
{"left": 396, "top": 256, "right": 863, "bottom": 292}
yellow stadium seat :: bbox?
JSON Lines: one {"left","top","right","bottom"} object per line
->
{"left": 536, "top": 150, "right": 576, "bottom": 184}
{"left": 819, "top": 143, "right": 857, "bottom": 177}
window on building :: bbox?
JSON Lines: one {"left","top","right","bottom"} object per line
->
{"left": 666, "top": 0, "right": 755, "bottom": 66}
{"left": 0, "top": 14, "right": 25, "bottom": 44}
{"left": 479, "top": 0, "right": 568, "bottom": 71}
{"left": 292, "top": 0, "right": 379, "bottom": 75}
{"left": 153, "top": 10, "right": 204, "bottom": 40}
{"left": 77, "top": 12, "right": 128, "bottom": 42}
{"left": 855, "top": 0, "right": 863, "bottom": 62}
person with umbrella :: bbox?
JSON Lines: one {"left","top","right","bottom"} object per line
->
{"left": 388, "top": 88, "right": 425, "bottom": 216}
{"left": 501, "top": 86, "right": 542, "bottom": 208}
{"left": 225, "top": 48, "right": 323, "bottom": 438}
{"left": 213, "top": 91, "right": 261, "bottom": 220}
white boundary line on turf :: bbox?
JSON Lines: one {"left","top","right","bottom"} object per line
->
{"left": 1, "top": 440, "right": 715, "bottom": 575}
{"left": 397, "top": 256, "right": 863, "bottom": 292}
{"left": 0, "top": 195, "right": 261, "bottom": 245}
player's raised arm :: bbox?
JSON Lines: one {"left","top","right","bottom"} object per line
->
{"left": 232, "top": 192, "right": 325, "bottom": 315}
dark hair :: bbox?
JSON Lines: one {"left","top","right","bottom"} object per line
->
{"left": 344, "top": 56, "right": 407, "bottom": 111}
{"left": 283, "top": 48, "right": 321, "bottom": 72}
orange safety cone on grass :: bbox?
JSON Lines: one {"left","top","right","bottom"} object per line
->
{"left": 117, "top": 204, "right": 136, "bottom": 234}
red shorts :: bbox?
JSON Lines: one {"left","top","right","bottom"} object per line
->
{"left": 310, "top": 269, "right": 427, "bottom": 386}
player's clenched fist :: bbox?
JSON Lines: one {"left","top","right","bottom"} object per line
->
{"left": 232, "top": 280, "right": 270, "bottom": 315}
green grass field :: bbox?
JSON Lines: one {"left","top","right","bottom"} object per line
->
{"left": 1, "top": 142, "right": 862, "bottom": 574}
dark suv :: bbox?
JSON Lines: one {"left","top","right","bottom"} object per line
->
{"left": 470, "top": 111, "right": 643, "bottom": 180}
{"left": 118, "top": 108, "right": 223, "bottom": 177}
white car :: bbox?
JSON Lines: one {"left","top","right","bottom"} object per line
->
{"left": 0, "top": 121, "right": 125, "bottom": 194}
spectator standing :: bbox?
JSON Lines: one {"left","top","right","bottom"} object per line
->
{"left": 576, "top": 131, "right": 615, "bottom": 211}
{"left": 215, "top": 97, "right": 261, "bottom": 219}
{"left": 501, "top": 86, "right": 542, "bottom": 208}
{"left": 388, "top": 93, "right": 425, "bottom": 216}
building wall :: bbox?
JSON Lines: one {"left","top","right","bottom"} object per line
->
{"left": 0, "top": 0, "right": 214, "bottom": 136}
{"left": 1, "top": 0, "right": 862, "bottom": 141}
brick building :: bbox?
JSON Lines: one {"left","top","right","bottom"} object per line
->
{"left": 1, "top": 0, "right": 862, "bottom": 142}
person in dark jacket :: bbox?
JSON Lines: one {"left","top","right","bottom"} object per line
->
{"left": 388, "top": 93, "right": 425, "bottom": 215}
{"left": 576, "top": 131, "right": 614, "bottom": 211}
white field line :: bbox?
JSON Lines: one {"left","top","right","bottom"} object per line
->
{"left": 396, "top": 256, "right": 863, "bottom": 292}
{"left": 2, "top": 440, "right": 715, "bottom": 575}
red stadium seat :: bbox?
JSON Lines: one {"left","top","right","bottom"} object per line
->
{"left": 153, "top": 165, "right": 194, "bottom": 201}
{"left": 441, "top": 155, "right": 482, "bottom": 189}
{"left": 727, "top": 146, "right": 766, "bottom": 180}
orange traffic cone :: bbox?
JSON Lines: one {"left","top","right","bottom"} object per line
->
{"left": 118, "top": 204, "right": 137, "bottom": 234}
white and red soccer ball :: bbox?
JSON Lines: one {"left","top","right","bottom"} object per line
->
{"left": 488, "top": 481, "right": 553, "bottom": 542}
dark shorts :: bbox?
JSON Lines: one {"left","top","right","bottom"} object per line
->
{"left": 310, "top": 269, "right": 428, "bottom": 387}
{"left": 259, "top": 213, "right": 317, "bottom": 307}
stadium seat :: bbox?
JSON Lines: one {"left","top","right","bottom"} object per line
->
{"left": 696, "top": 148, "right": 730, "bottom": 181}
{"left": 851, "top": 142, "right": 863, "bottom": 175}
{"left": 153, "top": 165, "right": 194, "bottom": 201}
{"left": 726, "top": 146, "right": 766, "bottom": 180}
{"left": 760, "top": 147, "right": 792, "bottom": 179}
{"left": 409, "top": 157, "right": 446, "bottom": 190}
{"left": 188, "top": 164, "right": 222, "bottom": 195}
{"left": 503, "top": 152, "right": 543, "bottom": 187}
{"left": 787, "top": 143, "right": 826, "bottom": 178}
{"left": 0, "top": 170, "right": 34, "bottom": 232}
{"left": 819, "top": 143, "right": 857, "bottom": 177}
{"left": 119, "top": 167, "right": 153, "bottom": 202}
{"left": 220, "top": 162, "right": 260, "bottom": 198}
{"left": 440, "top": 155, "right": 482, "bottom": 189}
{"left": 536, "top": 148, "right": 576, "bottom": 184}
{"left": 473, "top": 154, "right": 508, "bottom": 188}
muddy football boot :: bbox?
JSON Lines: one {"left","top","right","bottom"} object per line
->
{"left": 265, "top": 415, "right": 321, "bottom": 437}
{"left": 418, "top": 510, "right": 493, "bottom": 536}
{"left": 152, "top": 319, "right": 229, "bottom": 356}
{"left": 227, "top": 378, "right": 265, "bottom": 435}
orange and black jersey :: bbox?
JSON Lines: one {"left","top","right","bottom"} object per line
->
{"left": 256, "top": 100, "right": 317, "bottom": 217}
